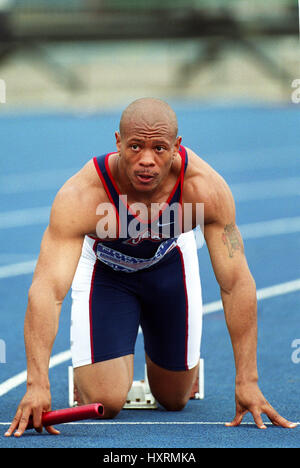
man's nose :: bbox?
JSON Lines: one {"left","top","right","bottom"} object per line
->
{"left": 138, "top": 150, "right": 155, "bottom": 167}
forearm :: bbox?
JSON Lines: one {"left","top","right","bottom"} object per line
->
{"left": 221, "top": 275, "right": 258, "bottom": 385}
{"left": 24, "top": 285, "right": 62, "bottom": 388}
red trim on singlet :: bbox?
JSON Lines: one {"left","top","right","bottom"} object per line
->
{"left": 104, "top": 146, "right": 187, "bottom": 225}
{"left": 176, "top": 245, "right": 189, "bottom": 371}
{"left": 178, "top": 146, "right": 186, "bottom": 230}
{"left": 87, "top": 234, "right": 98, "bottom": 240}
{"left": 93, "top": 156, "right": 121, "bottom": 239}
{"left": 179, "top": 146, "right": 186, "bottom": 207}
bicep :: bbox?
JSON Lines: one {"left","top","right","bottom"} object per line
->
{"left": 32, "top": 226, "right": 84, "bottom": 301}
{"left": 202, "top": 174, "right": 254, "bottom": 292}
{"left": 204, "top": 220, "right": 251, "bottom": 293}
{"left": 30, "top": 191, "right": 85, "bottom": 301}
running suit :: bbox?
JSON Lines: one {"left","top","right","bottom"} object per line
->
{"left": 70, "top": 146, "right": 203, "bottom": 371}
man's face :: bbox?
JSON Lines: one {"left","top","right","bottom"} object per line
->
{"left": 115, "top": 123, "right": 181, "bottom": 193}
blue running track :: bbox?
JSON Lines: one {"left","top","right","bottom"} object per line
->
{"left": 0, "top": 103, "right": 299, "bottom": 448}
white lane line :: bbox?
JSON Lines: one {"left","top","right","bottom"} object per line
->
{"left": 239, "top": 217, "right": 300, "bottom": 239}
{"left": 256, "top": 279, "right": 300, "bottom": 301}
{"left": 0, "top": 278, "right": 299, "bottom": 398}
{"left": 0, "top": 421, "right": 298, "bottom": 426}
{"left": 0, "top": 419, "right": 298, "bottom": 427}
{"left": 1, "top": 207, "right": 300, "bottom": 242}
{"left": 202, "top": 278, "right": 300, "bottom": 315}
{"left": 0, "top": 254, "right": 36, "bottom": 263}
{"left": 0, "top": 168, "right": 78, "bottom": 194}
{"left": 0, "top": 206, "right": 51, "bottom": 229}
{"left": 0, "top": 350, "right": 71, "bottom": 398}
{"left": 231, "top": 177, "right": 300, "bottom": 202}
{"left": 1, "top": 215, "right": 300, "bottom": 280}
{"left": 0, "top": 260, "right": 37, "bottom": 279}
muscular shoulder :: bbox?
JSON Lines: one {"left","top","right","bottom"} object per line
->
{"left": 184, "top": 147, "right": 235, "bottom": 225}
{"left": 49, "top": 159, "right": 107, "bottom": 237}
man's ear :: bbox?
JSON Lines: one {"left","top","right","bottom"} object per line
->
{"left": 174, "top": 136, "right": 182, "bottom": 155}
{"left": 115, "top": 131, "right": 121, "bottom": 152}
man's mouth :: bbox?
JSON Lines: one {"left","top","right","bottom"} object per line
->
{"left": 135, "top": 173, "right": 155, "bottom": 184}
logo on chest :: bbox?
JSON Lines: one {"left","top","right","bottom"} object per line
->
{"left": 122, "top": 225, "right": 164, "bottom": 246}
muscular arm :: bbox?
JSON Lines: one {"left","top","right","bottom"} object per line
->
{"left": 184, "top": 149, "right": 259, "bottom": 381}
{"left": 5, "top": 160, "right": 111, "bottom": 437}
{"left": 6, "top": 184, "right": 86, "bottom": 437}
{"left": 205, "top": 217, "right": 258, "bottom": 385}
{"left": 25, "top": 205, "right": 84, "bottom": 388}
{"left": 203, "top": 177, "right": 296, "bottom": 429}
{"left": 203, "top": 182, "right": 258, "bottom": 385}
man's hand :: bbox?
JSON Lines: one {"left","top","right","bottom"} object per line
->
{"left": 4, "top": 385, "right": 60, "bottom": 437}
{"left": 226, "top": 382, "right": 298, "bottom": 429}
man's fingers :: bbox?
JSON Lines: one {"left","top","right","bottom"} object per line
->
{"left": 4, "top": 409, "right": 22, "bottom": 437}
{"left": 225, "top": 411, "right": 245, "bottom": 427}
{"left": 33, "top": 407, "right": 60, "bottom": 434}
{"left": 251, "top": 410, "right": 267, "bottom": 429}
{"left": 265, "top": 406, "right": 298, "bottom": 429}
{"left": 33, "top": 407, "right": 43, "bottom": 433}
{"left": 33, "top": 409, "right": 60, "bottom": 435}
{"left": 13, "top": 408, "right": 32, "bottom": 437}
{"left": 45, "top": 425, "right": 60, "bottom": 435}
{"left": 5, "top": 409, "right": 61, "bottom": 437}
{"left": 251, "top": 404, "right": 298, "bottom": 429}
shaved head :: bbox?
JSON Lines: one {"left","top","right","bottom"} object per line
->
{"left": 115, "top": 98, "right": 182, "bottom": 194}
{"left": 119, "top": 97, "right": 178, "bottom": 141}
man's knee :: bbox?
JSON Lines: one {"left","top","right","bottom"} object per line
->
{"left": 73, "top": 355, "right": 134, "bottom": 419}
{"left": 80, "top": 389, "right": 127, "bottom": 419}
{"left": 145, "top": 355, "right": 198, "bottom": 413}
{"left": 156, "top": 394, "right": 189, "bottom": 412}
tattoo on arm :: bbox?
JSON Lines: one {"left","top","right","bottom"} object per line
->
{"left": 222, "top": 223, "right": 244, "bottom": 258}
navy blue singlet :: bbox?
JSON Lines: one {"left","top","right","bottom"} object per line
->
{"left": 70, "top": 145, "right": 203, "bottom": 372}
{"left": 92, "top": 145, "right": 188, "bottom": 273}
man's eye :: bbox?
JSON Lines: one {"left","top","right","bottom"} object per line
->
{"left": 156, "top": 146, "right": 164, "bottom": 152}
{"left": 131, "top": 144, "right": 139, "bottom": 150}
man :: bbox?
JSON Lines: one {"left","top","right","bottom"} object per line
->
{"left": 5, "top": 98, "right": 297, "bottom": 437}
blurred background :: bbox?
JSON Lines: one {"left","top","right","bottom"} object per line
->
{"left": 0, "top": 0, "right": 299, "bottom": 112}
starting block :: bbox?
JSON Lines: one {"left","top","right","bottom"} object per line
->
{"left": 68, "top": 359, "right": 204, "bottom": 409}
{"left": 190, "top": 358, "right": 205, "bottom": 400}
{"left": 123, "top": 365, "right": 158, "bottom": 409}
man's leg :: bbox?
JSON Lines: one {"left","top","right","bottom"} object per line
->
{"left": 140, "top": 232, "right": 203, "bottom": 411}
{"left": 71, "top": 241, "right": 141, "bottom": 419}
{"left": 74, "top": 354, "right": 134, "bottom": 419}
{"left": 145, "top": 354, "right": 199, "bottom": 411}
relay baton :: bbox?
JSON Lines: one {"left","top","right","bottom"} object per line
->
{"left": 26, "top": 403, "right": 104, "bottom": 430}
